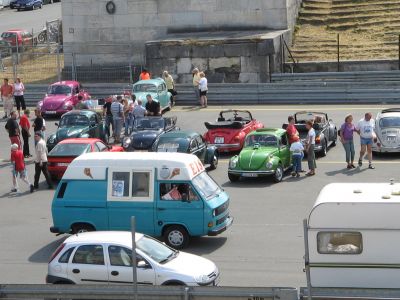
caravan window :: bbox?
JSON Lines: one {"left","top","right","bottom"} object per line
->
{"left": 111, "top": 172, "right": 130, "bottom": 198}
{"left": 317, "top": 232, "right": 362, "bottom": 254}
{"left": 132, "top": 172, "right": 150, "bottom": 197}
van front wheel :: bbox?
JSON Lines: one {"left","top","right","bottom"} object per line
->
{"left": 164, "top": 225, "right": 189, "bottom": 249}
{"left": 71, "top": 223, "right": 95, "bottom": 234}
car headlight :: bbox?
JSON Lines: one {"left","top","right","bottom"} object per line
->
{"left": 63, "top": 102, "right": 73, "bottom": 110}
{"left": 195, "top": 274, "right": 210, "bottom": 284}
{"left": 266, "top": 160, "right": 273, "bottom": 169}
{"left": 123, "top": 137, "right": 131, "bottom": 148}
{"left": 37, "top": 101, "right": 43, "bottom": 108}
{"left": 229, "top": 157, "right": 238, "bottom": 169}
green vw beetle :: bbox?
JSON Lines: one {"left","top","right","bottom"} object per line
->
{"left": 228, "top": 128, "right": 292, "bottom": 183}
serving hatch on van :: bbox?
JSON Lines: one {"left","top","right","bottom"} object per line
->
{"left": 304, "top": 182, "right": 400, "bottom": 289}
{"left": 50, "top": 152, "right": 233, "bottom": 249}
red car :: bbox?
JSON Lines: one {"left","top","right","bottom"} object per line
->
{"left": 38, "top": 81, "right": 91, "bottom": 117}
{"left": 1, "top": 29, "right": 36, "bottom": 49}
{"left": 47, "top": 138, "right": 123, "bottom": 179}
{"left": 203, "top": 110, "right": 264, "bottom": 152}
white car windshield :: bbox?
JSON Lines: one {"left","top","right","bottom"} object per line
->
{"left": 59, "top": 115, "right": 89, "bottom": 127}
{"left": 134, "top": 118, "right": 164, "bottom": 130}
{"left": 133, "top": 84, "right": 157, "bottom": 93}
{"left": 48, "top": 85, "right": 72, "bottom": 95}
{"left": 136, "top": 235, "right": 177, "bottom": 264}
{"left": 245, "top": 134, "right": 277, "bottom": 147}
{"left": 379, "top": 117, "right": 400, "bottom": 128}
{"left": 192, "top": 172, "right": 222, "bottom": 200}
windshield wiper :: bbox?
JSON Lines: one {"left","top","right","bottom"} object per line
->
{"left": 159, "top": 251, "right": 179, "bottom": 264}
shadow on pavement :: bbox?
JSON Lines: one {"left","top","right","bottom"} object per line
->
{"left": 29, "top": 236, "right": 67, "bottom": 263}
{"left": 185, "top": 236, "right": 227, "bottom": 255}
{"left": 325, "top": 166, "right": 368, "bottom": 177}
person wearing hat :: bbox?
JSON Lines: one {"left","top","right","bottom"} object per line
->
{"left": 290, "top": 135, "right": 304, "bottom": 177}
{"left": 33, "top": 132, "right": 53, "bottom": 190}
{"left": 10, "top": 143, "right": 34, "bottom": 193}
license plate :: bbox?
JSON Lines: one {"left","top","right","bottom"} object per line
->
{"left": 387, "top": 136, "right": 396, "bottom": 141}
{"left": 242, "top": 173, "right": 258, "bottom": 177}
{"left": 47, "top": 111, "right": 57, "bottom": 114}
{"left": 215, "top": 137, "right": 224, "bottom": 144}
{"left": 57, "top": 163, "right": 69, "bottom": 167}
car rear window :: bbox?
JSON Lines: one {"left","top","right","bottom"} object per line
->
{"left": 58, "top": 247, "right": 75, "bottom": 263}
{"left": 49, "top": 143, "right": 91, "bottom": 157}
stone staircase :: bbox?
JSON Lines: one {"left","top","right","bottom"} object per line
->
{"left": 290, "top": 0, "right": 400, "bottom": 61}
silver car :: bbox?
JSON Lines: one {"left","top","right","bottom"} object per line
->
{"left": 373, "top": 108, "right": 400, "bottom": 153}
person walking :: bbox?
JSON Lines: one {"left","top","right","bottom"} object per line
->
{"left": 102, "top": 96, "right": 113, "bottom": 140}
{"left": 340, "top": 114, "right": 357, "bottom": 169}
{"left": 19, "top": 109, "right": 31, "bottom": 158}
{"left": 5, "top": 111, "right": 21, "bottom": 148}
{"left": 33, "top": 132, "right": 53, "bottom": 190}
{"left": 305, "top": 120, "right": 316, "bottom": 176}
{"left": 290, "top": 135, "right": 304, "bottom": 177}
{"left": 139, "top": 68, "right": 151, "bottom": 81}
{"left": 10, "top": 143, "right": 34, "bottom": 194}
{"left": 1, "top": 78, "right": 14, "bottom": 119}
{"left": 145, "top": 94, "right": 161, "bottom": 116}
{"left": 286, "top": 115, "right": 299, "bottom": 144}
{"left": 13, "top": 78, "right": 26, "bottom": 118}
{"left": 32, "top": 109, "right": 44, "bottom": 145}
{"left": 198, "top": 72, "right": 208, "bottom": 108}
{"left": 192, "top": 68, "right": 201, "bottom": 104}
{"left": 163, "top": 71, "right": 177, "bottom": 106}
{"left": 356, "top": 112, "right": 375, "bottom": 169}
{"left": 110, "top": 96, "right": 124, "bottom": 143}
{"left": 133, "top": 99, "right": 146, "bottom": 118}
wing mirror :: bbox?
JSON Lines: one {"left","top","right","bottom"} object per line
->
{"left": 55, "top": 122, "right": 59, "bottom": 127}
{"left": 137, "top": 260, "right": 150, "bottom": 269}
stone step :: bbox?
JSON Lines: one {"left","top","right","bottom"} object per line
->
{"left": 301, "top": 6, "right": 400, "bottom": 18}
{"left": 332, "top": 0, "right": 400, "bottom": 9}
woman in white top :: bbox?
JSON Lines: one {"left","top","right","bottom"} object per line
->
{"left": 198, "top": 72, "right": 208, "bottom": 108}
{"left": 305, "top": 120, "right": 316, "bottom": 176}
{"left": 13, "top": 78, "right": 26, "bottom": 118}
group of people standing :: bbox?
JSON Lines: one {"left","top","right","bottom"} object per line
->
{"left": 192, "top": 68, "right": 208, "bottom": 108}
{"left": 286, "top": 112, "right": 377, "bottom": 178}
{"left": 0, "top": 77, "right": 26, "bottom": 119}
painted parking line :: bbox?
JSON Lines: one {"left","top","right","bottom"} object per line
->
{"left": 174, "top": 106, "right": 390, "bottom": 112}
{"left": 218, "top": 159, "right": 400, "bottom": 164}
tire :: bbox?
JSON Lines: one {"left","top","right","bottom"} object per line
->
{"left": 228, "top": 173, "right": 240, "bottom": 182}
{"left": 209, "top": 153, "right": 218, "bottom": 170}
{"left": 273, "top": 165, "right": 284, "bottom": 183}
{"left": 320, "top": 140, "right": 327, "bottom": 157}
{"left": 71, "top": 223, "right": 95, "bottom": 234}
{"left": 163, "top": 225, "right": 189, "bottom": 249}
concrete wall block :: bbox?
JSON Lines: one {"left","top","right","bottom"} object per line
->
{"left": 111, "top": 0, "right": 129, "bottom": 15}
{"left": 62, "top": 1, "right": 73, "bottom": 15}
{"left": 158, "top": 0, "right": 189, "bottom": 13}
{"left": 142, "top": 13, "right": 172, "bottom": 27}
{"left": 147, "top": 58, "right": 177, "bottom": 78}
{"left": 224, "top": 43, "right": 256, "bottom": 57}
{"left": 87, "top": 15, "right": 114, "bottom": 28}
{"left": 177, "top": 74, "right": 193, "bottom": 84}
{"left": 114, "top": 15, "right": 143, "bottom": 28}
{"left": 209, "top": 57, "right": 240, "bottom": 70}
{"left": 99, "top": 28, "right": 130, "bottom": 42}
{"left": 177, "top": 57, "right": 192, "bottom": 73}
{"left": 71, "top": 2, "right": 100, "bottom": 16}
{"left": 159, "top": 44, "right": 191, "bottom": 58}
{"left": 146, "top": 44, "right": 161, "bottom": 59}
{"left": 239, "top": 72, "right": 260, "bottom": 83}
{"left": 188, "top": 0, "right": 216, "bottom": 11}
{"left": 127, "top": 0, "right": 158, "bottom": 14}
{"left": 256, "top": 39, "right": 277, "bottom": 55}
{"left": 241, "top": 56, "right": 268, "bottom": 73}
{"left": 130, "top": 28, "right": 164, "bottom": 42}
{"left": 191, "top": 58, "right": 208, "bottom": 72}
{"left": 207, "top": 44, "right": 225, "bottom": 58}
{"left": 170, "top": 12, "right": 203, "bottom": 26}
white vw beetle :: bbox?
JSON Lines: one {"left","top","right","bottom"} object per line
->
{"left": 373, "top": 108, "right": 400, "bottom": 153}
{"left": 47, "top": 231, "right": 219, "bottom": 286}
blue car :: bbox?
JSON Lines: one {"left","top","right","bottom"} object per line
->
{"left": 14, "top": 0, "right": 42, "bottom": 10}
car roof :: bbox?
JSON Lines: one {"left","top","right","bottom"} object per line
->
{"left": 3, "top": 29, "right": 23, "bottom": 33}
{"left": 51, "top": 81, "right": 79, "bottom": 86}
{"left": 133, "top": 78, "right": 164, "bottom": 86}
{"left": 65, "top": 231, "right": 144, "bottom": 246}
{"left": 250, "top": 128, "right": 285, "bottom": 136}
{"left": 58, "top": 138, "right": 102, "bottom": 145}
{"left": 62, "top": 110, "right": 96, "bottom": 117}
{"left": 160, "top": 130, "right": 199, "bottom": 139}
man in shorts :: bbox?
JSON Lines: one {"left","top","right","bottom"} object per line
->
{"left": 10, "top": 143, "right": 34, "bottom": 193}
{"left": 356, "top": 112, "right": 375, "bottom": 169}
{"left": 1, "top": 78, "right": 14, "bottom": 119}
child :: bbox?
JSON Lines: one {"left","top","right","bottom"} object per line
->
{"left": 10, "top": 143, "right": 34, "bottom": 193}
{"left": 290, "top": 136, "right": 304, "bottom": 177}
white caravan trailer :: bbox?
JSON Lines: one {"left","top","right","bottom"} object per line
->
{"left": 305, "top": 182, "right": 400, "bottom": 288}
{"left": 0, "top": 0, "right": 11, "bottom": 7}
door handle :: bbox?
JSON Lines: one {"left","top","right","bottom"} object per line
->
{"left": 157, "top": 208, "right": 166, "bottom": 211}
{"left": 111, "top": 271, "right": 119, "bottom": 276}
{"left": 72, "top": 269, "right": 80, "bottom": 274}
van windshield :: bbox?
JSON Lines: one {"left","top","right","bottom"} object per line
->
{"left": 192, "top": 172, "right": 222, "bottom": 200}
{"left": 136, "top": 235, "right": 177, "bottom": 264}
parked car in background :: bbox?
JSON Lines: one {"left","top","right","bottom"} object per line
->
{"left": 373, "top": 108, "right": 400, "bottom": 153}
{"left": 282, "top": 111, "right": 337, "bottom": 156}
{"left": 1, "top": 29, "right": 36, "bottom": 49}
{"left": 9, "top": 0, "right": 17, "bottom": 8}
{"left": 48, "top": 138, "right": 123, "bottom": 180}
{"left": 46, "top": 110, "right": 108, "bottom": 151}
{"left": 47, "top": 231, "right": 220, "bottom": 286}
{"left": 0, "top": 40, "right": 12, "bottom": 57}
{"left": 38, "top": 81, "right": 90, "bottom": 117}
{"left": 204, "top": 110, "right": 264, "bottom": 153}
{"left": 228, "top": 128, "right": 291, "bottom": 183}
{"left": 122, "top": 116, "right": 178, "bottom": 151}
{"left": 132, "top": 78, "right": 172, "bottom": 113}
{"left": 14, "top": 0, "right": 42, "bottom": 10}
{"left": 153, "top": 130, "right": 219, "bottom": 170}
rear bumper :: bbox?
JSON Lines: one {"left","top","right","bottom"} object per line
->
{"left": 228, "top": 170, "right": 275, "bottom": 177}
{"left": 41, "top": 109, "right": 69, "bottom": 116}
{"left": 208, "top": 216, "right": 233, "bottom": 236}
{"left": 48, "top": 166, "right": 67, "bottom": 179}
{"left": 209, "top": 143, "right": 241, "bottom": 152}
{"left": 46, "top": 274, "right": 74, "bottom": 284}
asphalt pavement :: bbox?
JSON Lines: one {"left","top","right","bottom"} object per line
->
{"left": 0, "top": 3, "right": 61, "bottom": 35}
{"left": 1, "top": 104, "right": 400, "bottom": 287}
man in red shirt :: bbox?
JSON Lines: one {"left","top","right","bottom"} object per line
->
{"left": 286, "top": 115, "right": 299, "bottom": 144}
{"left": 1, "top": 78, "right": 14, "bottom": 119}
{"left": 139, "top": 69, "right": 151, "bottom": 81}
{"left": 10, "top": 143, "right": 34, "bottom": 193}
{"left": 19, "top": 109, "right": 31, "bottom": 158}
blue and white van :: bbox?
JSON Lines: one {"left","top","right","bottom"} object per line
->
{"left": 50, "top": 152, "right": 233, "bottom": 248}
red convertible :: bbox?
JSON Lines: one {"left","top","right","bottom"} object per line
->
{"left": 203, "top": 110, "right": 264, "bottom": 152}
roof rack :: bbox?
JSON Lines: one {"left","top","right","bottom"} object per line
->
{"left": 381, "top": 108, "right": 400, "bottom": 113}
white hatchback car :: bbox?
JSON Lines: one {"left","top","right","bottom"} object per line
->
{"left": 46, "top": 231, "right": 219, "bottom": 286}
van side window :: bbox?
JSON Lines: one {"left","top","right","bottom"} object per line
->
{"left": 132, "top": 172, "right": 150, "bottom": 197}
{"left": 160, "top": 183, "right": 199, "bottom": 201}
{"left": 317, "top": 232, "right": 362, "bottom": 254}
{"left": 112, "top": 172, "right": 130, "bottom": 197}
{"left": 72, "top": 245, "right": 104, "bottom": 265}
